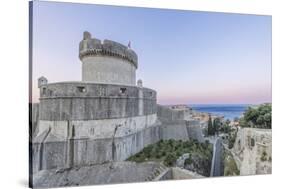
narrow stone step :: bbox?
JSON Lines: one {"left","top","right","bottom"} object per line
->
{"left": 154, "top": 169, "right": 160, "bottom": 175}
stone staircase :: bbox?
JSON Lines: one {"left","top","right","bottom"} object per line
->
{"left": 144, "top": 164, "right": 168, "bottom": 181}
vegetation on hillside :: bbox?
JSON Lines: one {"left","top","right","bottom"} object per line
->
{"left": 126, "top": 139, "right": 213, "bottom": 169}
{"left": 218, "top": 118, "right": 237, "bottom": 149}
{"left": 223, "top": 150, "right": 240, "bottom": 176}
{"left": 239, "top": 103, "right": 271, "bottom": 129}
{"left": 228, "top": 130, "right": 237, "bottom": 149}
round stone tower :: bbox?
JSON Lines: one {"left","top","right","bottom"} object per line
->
{"left": 34, "top": 31, "right": 158, "bottom": 172}
{"left": 79, "top": 31, "right": 138, "bottom": 86}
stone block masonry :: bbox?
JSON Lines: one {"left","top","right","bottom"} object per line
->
{"left": 31, "top": 31, "right": 205, "bottom": 181}
{"left": 231, "top": 128, "right": 272, "bottom": 175}
{"left": 39, "top": 82, "right": 157, "bottom": 120}
{"left": 32, "top": 105, "right": 205, "bottom": 173}
{"left": 79, "top": 32, "right": 138, "bottom": 86}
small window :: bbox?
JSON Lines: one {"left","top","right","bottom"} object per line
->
{"left": 238, "top": 140, "right": 241, "bottom": 150}
{"left": 77, "top": 86, "right": 86, "bottom": 93}
{"left": 42, "top": 87, "right": 46, "bottom": 95}
{"left": 90, "top": 128, "right": 95, "bottom": 135}
{"left": 120, "top": 88, "right": 126, "bottom": 94}
{"left": 251, "top": 138, "right": 255, "bottom": 147}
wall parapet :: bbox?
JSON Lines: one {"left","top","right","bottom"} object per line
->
{"left": 39, "top": 82, "right": 156, "bottom": 100}
{"left": 79, "top": 32, "right": 138, "bottom": 68}
{"left": 38, "top": 82, "right": 157, "bottom": 121}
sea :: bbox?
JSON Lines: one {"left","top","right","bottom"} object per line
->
{"left": 189, "top": 104, "right": 250, "bottom": 121}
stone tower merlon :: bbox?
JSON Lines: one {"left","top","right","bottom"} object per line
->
{"left": 38, "top": 76, "right": 48, "bottom": 88}
{"left": 137, "top": 79, "right": 143, "bottom": 88}
{"left": 79, "top": 31, "right": 138, "bottom": 86}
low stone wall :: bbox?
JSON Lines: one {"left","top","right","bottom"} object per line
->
{"left": 33, "top": 162, "right": 162, "bottom": 188}
{"left": 171, "top": 167, "right": 204, "bottom": 180}
{"left": 154, "top": 168, "right": 172, "bottom": 181}
{"left": 154, "top": 167, "right": 204, "bottom": 181}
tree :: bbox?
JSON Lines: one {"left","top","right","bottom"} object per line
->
{"left": 207, "top": 114, "right": 214, "bottom": 136}
{"left": 228, "top": 131, "right": 237, "bottom": 149}
{"left": 219, "top": 121, "right": 231, "bottom": 134}
{"left": 213, "top": 118, "right": 222, "bottom": 136}
{"left": 225, "top": 119, "right": 231, "bottom": 125}
{"left": 240, "top": 104, "right": 271, "bottom": 129}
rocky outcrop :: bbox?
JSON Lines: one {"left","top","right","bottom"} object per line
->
{"left": 183, "top": 152, "right": 212, "bottom": 177}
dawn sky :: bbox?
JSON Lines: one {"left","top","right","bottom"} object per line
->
{"left": 32, "top": 1, "right": 272, "bottom": 105}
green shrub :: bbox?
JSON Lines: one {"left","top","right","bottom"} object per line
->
{"left": 127, "top": 139, "right": 213, "bottom": 168}
{"left": 164, "top": 153, "right": 177, "bottom": 166}
{"left": 240, "top": 103, "right": 271, "bottom": 129}
{"left": 261, "top": 151, "right": 268, "bottom": 161}
{"left": 184, "top": 156, "right": 192, "bottom": 165}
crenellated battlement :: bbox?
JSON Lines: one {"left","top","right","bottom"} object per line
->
{"left": 79, "top": 31, "right": 138, "bottom": 68}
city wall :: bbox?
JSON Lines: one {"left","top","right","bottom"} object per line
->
{"left": 232, "top": 128, "right": 272, "bottom": 175}
{"left": 157, "top": 105, "right": 205, "bottom": 142}
{"left": 32, "top": 123, "right": 161, "bottom": 172}
{"left": 32, "top": 100, "right": 204, "bottom": 173}
{"left": 39, "top": 82, "right": 156, "bottom": 120}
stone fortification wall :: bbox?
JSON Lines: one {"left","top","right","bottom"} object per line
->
{"left": 32, "top": 104, "right": 205, "bottom": 171}
{"left": 159, "top": 120, "right": 190, "bottom": 141}
{"left": 36, "top": 114, "right": 157, "bottom": 141}
{"left": 157, "top": 105, "right": 204, "bottom": 142}
{"left": 232, "top": 128, "right": 272, "bottom": 175}
{"left": 30, "top": 103, "right": 39, "bottom": 139}
{"left": 39, "top": 82, "right": 156, "bottom": 120}
{"left": 33, "top": 81, "right": 158, "bottom": 173}
{"left": 32, "top": 103, "right": 204, "bottom": 173}
{"left": 186, "top": 120, "right": 205, "bottom": 142}
{"left": 32, "top": 123, "right": 161, "bottom": 172}
{"left": 33, "top": 120, "right": 201, "bottom": 172}
{"left": 79, "top": 32, "right": 137, "bottom": 85}
{"left": 157, "top": 105, "right": 193, "bottom": 122}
